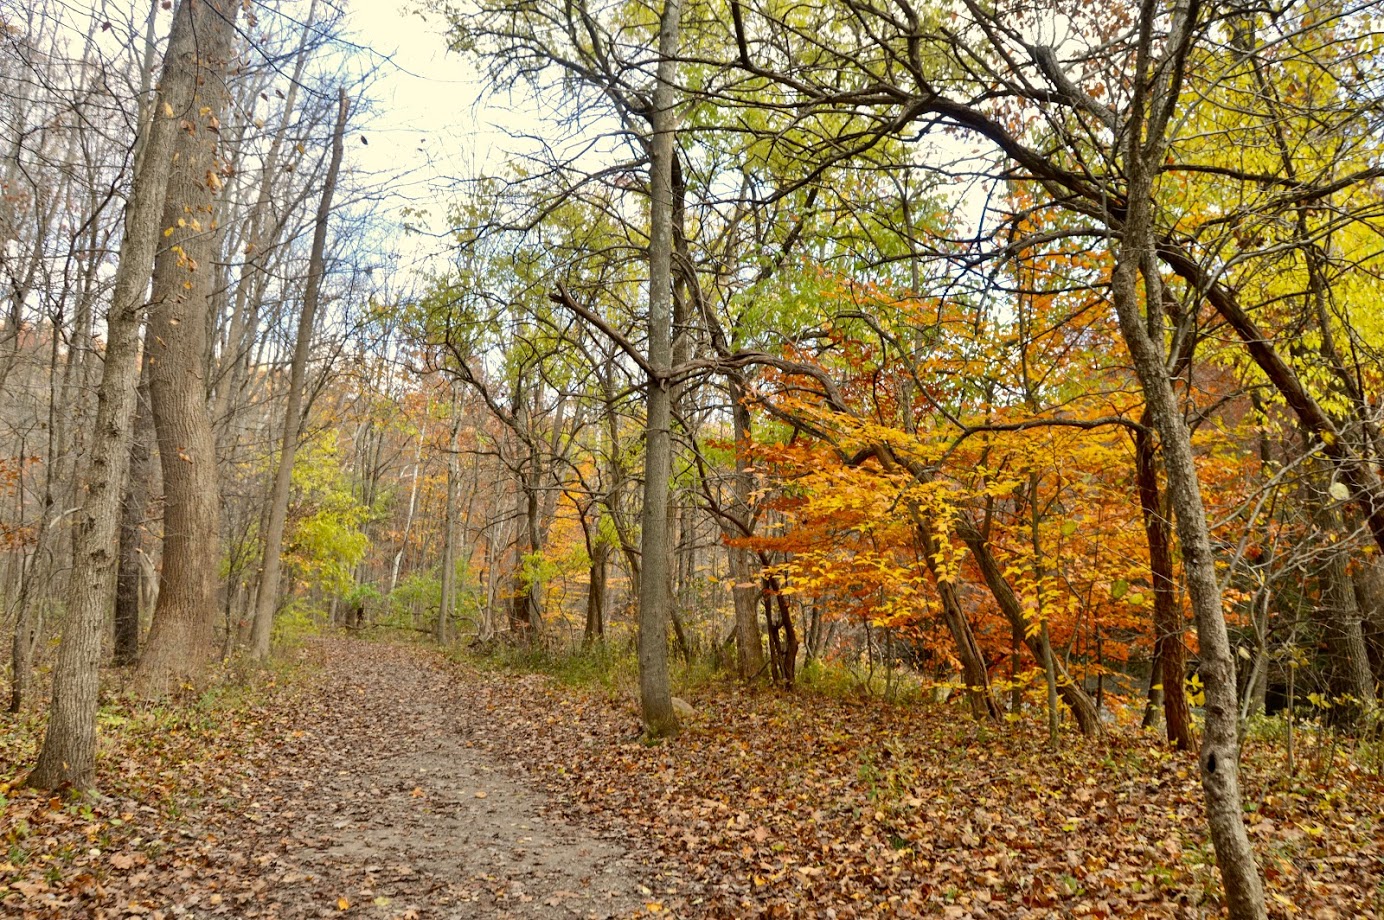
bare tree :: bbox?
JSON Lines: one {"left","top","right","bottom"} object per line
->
{"left": 27, "top": 0, "right": 241, "bottom": 790}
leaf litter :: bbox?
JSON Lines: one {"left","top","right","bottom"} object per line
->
{"left": 3, "top": 637, "right": 1382, "bottom": 918}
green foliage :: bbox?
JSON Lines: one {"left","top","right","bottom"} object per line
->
{"left": 459, "top": 639, "right": 641, "bottom": 696}
{"left": 798, "top": 654, "right": 932, "bottom": 704}
{"left": 388, "top": 571, "right": 441, "bottom": 620}
{"left": 284, "top": 431, "right": 372, "bottom": 598}
{"left": 272, "top": 597, "right": 323, "bottom": 646}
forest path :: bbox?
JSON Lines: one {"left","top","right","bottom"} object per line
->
{"left": 203, "top": 638, "right": 651, "bottom": 920}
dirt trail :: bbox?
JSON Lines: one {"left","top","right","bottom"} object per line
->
{"left": 199, "top": 639, "right": 651, "bottom": 919}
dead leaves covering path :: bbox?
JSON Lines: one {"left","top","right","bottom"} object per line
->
{"left": 444, "top": 654, "right": 1384, "bottom": 919}
{"left": 3, "top": 637, "right": 1383, "bottom": 919}
{"left": 4, "top": 640, "right": 650, "bottom": 919}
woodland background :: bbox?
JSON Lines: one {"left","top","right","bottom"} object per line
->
{"left": 2, "top": 0, "right": 1384, "bottom": 917}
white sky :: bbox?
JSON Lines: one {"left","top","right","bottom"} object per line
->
{"left": 344, "top": 1, "right": 511, "bottom": 186}
{"left": 337, "top": 1, "right": 507, "bottom": 255}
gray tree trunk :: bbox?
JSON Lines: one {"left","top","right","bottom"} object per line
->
{"left": 133, "top": 0, "right": 243, "bottom": 694}
{"left": 211, "top": 0, "right": 318, "bottom": 430}
{"left": 249, "top": 88, "right": 349, "bottom": 659}
{"left": 636, "top": 0, "right": 683, "bottom": 739}
{"left": 1353, "top": 556, "right": 1384, "bottom": 679}
{"left": 438, "top": 388, "right": 462, "bottom": 645}
{"left": 114, "top": 362, "right": 155, "bottom": 666}
{"left": 1099, "top": 1, "right": 1268, "bottom": 911}
{"left": 1109, "top": 66, "right": 1265, "bottom": 920}
{"left": 27, "top": 0, "right": 240, "bottom": 791}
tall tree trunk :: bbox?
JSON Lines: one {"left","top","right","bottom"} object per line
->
{"left": 211, "top": 0, "right": 318, "bottom": 430}
{"left": 134, "top": 1, "right": 244, "bottom": 694}
{"left": 636, "top": 0, "right": 683, "bottom": 739}
{"left": 1116, "top": 263, "right": 1265, "bottom": 919}
{"left": 437, "top": 388, "right": 462, "bottom": 646}
{"left": 27, "top": 0, "right": 240, "bottom": 791}
{"left": 1136, "top": 423, "right": 1195, "bottom": 750}
{"left": 248, "top": 88, "right": 349, "bottom": 660}
{"left": 114, "top": 363, "right": 155, "bottom": 666}
{"left": 1110, "top": 24, "right": 1265, "bottom": 905}
{"left": 729, "top": 382, "right": 766, "bottom": 679}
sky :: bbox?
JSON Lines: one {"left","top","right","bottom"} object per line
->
{"left": 342, "top": 2, "right": 506, "bottom": 192}
{"left": 334, "top": 0, "right": 569, "bottom": 274}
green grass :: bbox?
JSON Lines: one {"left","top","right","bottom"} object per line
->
{"left": 452, "top": 634, "right": 727, "bottom": 700}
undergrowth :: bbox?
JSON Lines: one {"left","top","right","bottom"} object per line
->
{"left": 448, "top": 635, "right": 726, "bottom": 700}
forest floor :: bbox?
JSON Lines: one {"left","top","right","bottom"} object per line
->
{"left": 2, "top": 636, "right": 1383, "bottom": 919}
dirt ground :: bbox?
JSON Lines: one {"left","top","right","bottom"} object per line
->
{"left": 184, "top": 639, "right": 658, "bottom": 919}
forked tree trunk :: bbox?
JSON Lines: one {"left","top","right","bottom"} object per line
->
{"left": 27, "top": 0, "right": 240, "bottom": 791}
{"left": 913, "top": 522, "right": 1002, "bottom": 721}
{"left": 954, "top": 522, "right": 1102, "bottom": 736}
{"left": 133, "top": 0, "right": 243, "bottom": 695}
{"left": 1112, "top": 107, "right": 1266, "bottom": 920}
{"left": 249, "top": 88, "right": 349, "bottom": 659}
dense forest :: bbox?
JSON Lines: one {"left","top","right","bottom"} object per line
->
{"left": 2, "top": 0, "right": 1384, "bottom": 917}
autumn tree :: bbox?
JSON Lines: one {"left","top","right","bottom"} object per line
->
{"left": 27, "top": 0, "right": 241, "bottom": 790}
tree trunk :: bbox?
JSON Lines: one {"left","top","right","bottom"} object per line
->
{"left": 954, "top": 521, "right": 1102, "bottom": 735}
{"left": 1109, "top": 24, "right": 1266, "bottom": 897}
{"left": 1317, "top": 540, "right": 1377, "bottom": 716}
{"left": 584, "top": 538, "right": 607, "bottom": 645}
{"left": 1353, "top": 557, "right": 1384, "bottom": 681}
{"left": 729, "top": 382, "right": 766, "bottom": 679}
{"left": 914, "top": 522, "right": 1002, "bottom": 721}
{"left": 211, "top": 0, "right": 318, "bottom": 431}
{"left": 248, "top": 88, "right": 349, "bottom": 660}
{"left": 1136, "top": 422, "right": 1195, "bottom": 750}
{"left": 437, "top": 390, "right": 462, "bottom": 646}
{"left": 27, "top": 0, "right": 240, "bottom": 791}
{"left": 114, "top": 363, "right": 154, "bottom": 666}
{"left": 636, "top": 0, "right": 683, "bottom": 740}
{"left": 135, "top": 0, "right": 244, "bottom": 693}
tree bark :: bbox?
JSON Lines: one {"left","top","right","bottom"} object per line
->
{"left": 114, "top": 363, "right": 155, "bottom": 666}
{"left": 1314, "top": 498, "right": 1377, "bottom": 716}
{"left": 730, "top": 381, "right": 766, "bottom": 679}
{"left": 636, "top": 0, "right": 683, "bottom": 739}
{"left": 133, "top": 0, "right": 243, "bottom": 694}
{"left": 437, "top": 388, "right": 462, "bottom": 645}
{"left": 953, "top": 521, "right": 1102, "bottom": 735}
{"left": 1353, "top": 557, "right": 1384, "bottom": 681}
{"left": 1109, "top": 30, "right": 1265, "bottom": 912}
{"left": 1103, "top": 0, "right": 1268, "bottom": 909}
{"left": 913, "top": 522, "right": 1002, "bottom": 721}
{"left": 211, "top": 0, "right": 318, "bottom": 431}
{"left": 1135, "top": 423, "right": 1195, "bottom": 750}
{"left": 27, "top": 0, "right": 240, "bottom": 791}
{"left": 584, "top": 538, "right": 608, "bottom": 645}
{"left": 248, "top": 87, "right": 349, "bottom": 660}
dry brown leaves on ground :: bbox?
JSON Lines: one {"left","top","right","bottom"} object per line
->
{"left": 3, "top": 637, "right": 1383, "bottom": 919}
{"left": 443, "top": 652, "right": 1384, "bottom": 919}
